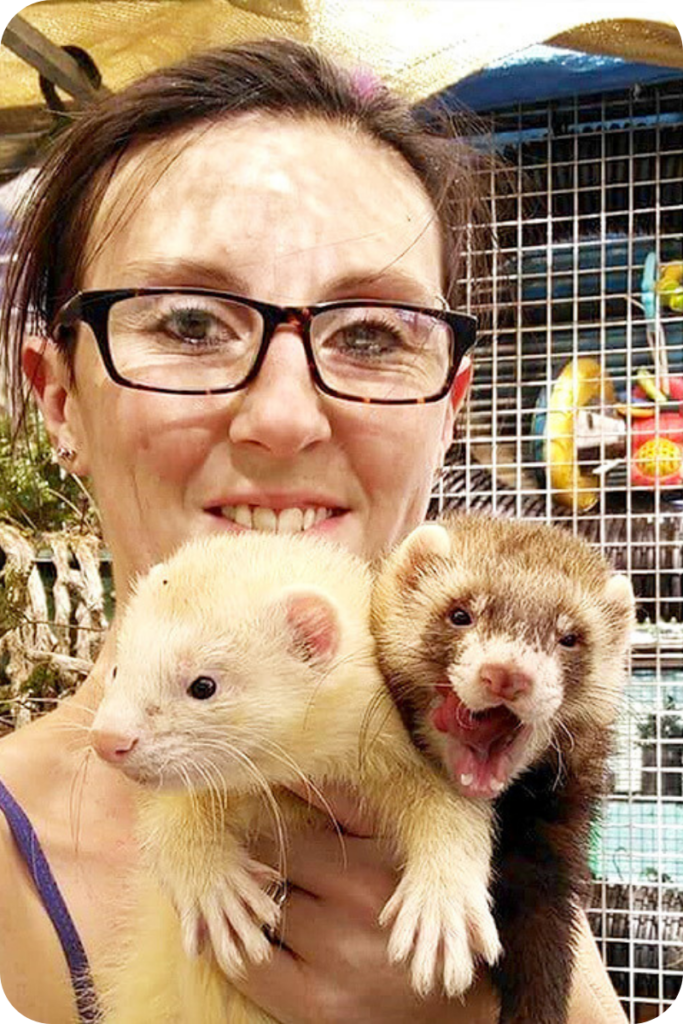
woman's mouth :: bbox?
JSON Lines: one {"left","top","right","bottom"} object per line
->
{"left": 211, "top": 504, "right": 342, "bottom": 534}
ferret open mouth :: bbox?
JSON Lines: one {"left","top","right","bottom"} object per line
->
{"left": 431, "top": 685, "right": 530, "bottom": 800}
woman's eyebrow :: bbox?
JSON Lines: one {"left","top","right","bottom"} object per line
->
{"left": 112, "top": 260, "right": 439, "bottom": 306}
{"left": 116, "top": 258, "right": 251, "bottom": 295}
{"left": 323, "top": 269, "right": 440, "bottom": 304}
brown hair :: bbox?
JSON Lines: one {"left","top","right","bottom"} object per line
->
{"left": 1, "top": 38, "right": 491, "bottom": 413}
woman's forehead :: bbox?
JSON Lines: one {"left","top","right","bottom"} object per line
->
{"left": 82, "top": 115, "right": 444, "bottom": 303}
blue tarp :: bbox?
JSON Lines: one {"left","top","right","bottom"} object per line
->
{"left": 439, "top": 44, "right": 682, "bottom": 112}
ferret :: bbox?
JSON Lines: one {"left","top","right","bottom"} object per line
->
{"left": 371, "top": 512, "right": 635, "bottom": 1024}
{"left": 90, "top": 531, "right": 502, "bottom": 1024}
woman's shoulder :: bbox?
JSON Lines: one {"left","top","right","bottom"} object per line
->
{"left": 0, "top": 732, "right": 80, "bottom": 1024}
{"left": 0, "top": 710, "right": 64, "bottom": 796}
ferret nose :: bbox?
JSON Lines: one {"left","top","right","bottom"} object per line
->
{"left": 479, "top": 664, "right": 532, "bottom": 702}
{"left": 91, "top": 729, "right": 139, "bottom": 764}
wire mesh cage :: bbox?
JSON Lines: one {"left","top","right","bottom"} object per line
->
{"left": 432, "top": 75, "right": 683, "bottom": 1021}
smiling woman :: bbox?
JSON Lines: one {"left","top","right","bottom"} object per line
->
{"left": 0, "top": 38, "right": 626, "bottom": 1024}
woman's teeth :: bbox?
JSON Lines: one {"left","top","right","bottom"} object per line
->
{"left": 220, "top": 505, "right": 334, "bottom": 533}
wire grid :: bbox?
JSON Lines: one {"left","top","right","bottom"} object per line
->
{"left": 432, "top": 76, "right": 683, "bottom": 1022}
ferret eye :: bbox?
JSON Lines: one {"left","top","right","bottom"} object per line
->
{"left": 559, "top": 633, "right": 579, "bottom": 648}
{"left": 449, "top": 607, "right": 472, "bottom": 627}
{"left": 188, "top": 676, "right": 218, "bottom": 700}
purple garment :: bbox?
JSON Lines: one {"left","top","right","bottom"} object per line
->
{"left": 0, "top": 777, "right": 98, "bottom": 1022}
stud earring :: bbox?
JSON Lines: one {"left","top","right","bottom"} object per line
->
{"left": 55, "top": 444, "right": 76, "bottom": 463}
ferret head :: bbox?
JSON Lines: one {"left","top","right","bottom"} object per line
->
{"left": 372, "top": 514, "right": 635, "bottom": 800}
{"left": 90, "top": 533, "right": 373, "bottom": 793}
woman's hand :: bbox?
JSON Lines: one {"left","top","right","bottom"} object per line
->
{"left": 233, "top": 784, "right": 499, "bottom": 1024}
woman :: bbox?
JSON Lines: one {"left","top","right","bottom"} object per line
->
{"left": 0, "top": 40, "right": 626, "bottom": 1024}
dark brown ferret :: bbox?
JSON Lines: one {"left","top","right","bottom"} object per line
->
{"left": 371, "top": 513, "right": 635, "bottom": 1024}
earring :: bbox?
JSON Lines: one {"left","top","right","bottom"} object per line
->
{"left": 55, "top": 444, "right": 76, "bottom": 463}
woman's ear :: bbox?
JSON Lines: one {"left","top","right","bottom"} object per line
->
{"left": 22, "top": 335, "right": 89, "bottom": 475}
{"left": 439, "top": 355, "right": 473, "bottom": 462}
{"left": 450, "top": 354, "right": 473, "bottom": 415}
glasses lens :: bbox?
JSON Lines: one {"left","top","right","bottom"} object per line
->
{"left": 311, "top": 306, "right": 453, "bottom": 401}
{"left": 107, "top": 293, "right": 262, "bottom": 391}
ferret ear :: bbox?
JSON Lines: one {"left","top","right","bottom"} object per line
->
{"left": 278, "top": 588, "right": 340, "bottom": 664}
{"left": 605, "top": 573, "right": 636, "bottom": 622}
{"left": 389, "top": 523, "right": 451, "bottom": 593}
{"left": 398, "top": 523, "right": 451, "bottom": 562}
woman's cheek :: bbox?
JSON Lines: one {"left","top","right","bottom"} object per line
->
{"left": 356, "top": 407, "right": 447, "bottom": 543}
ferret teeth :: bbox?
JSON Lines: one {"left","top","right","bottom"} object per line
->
{"left": 220, "top": 505, "right": 333, "bottom": 533}
{"left": 490, "top": 779, "right": 505, "bottom": 793}
{"left": 460, "top": 773, "right": 474, "bottom": 787}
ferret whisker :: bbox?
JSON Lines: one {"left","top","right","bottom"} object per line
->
{"left": 252, "top": 736, "right": 347, "bottom": 859}
{"left": 201, "top": 741, "right": 288, "bottom": 875}
{"left": 176, "top": 763, "right": 199, "bottom": 814}
{"left": 245, "top": 735, "right": 312, "bottom": 793}
{"left": 55, "top": 720, "right": 96, "bottom": 736}
{"left": 69, "top": 746, "right": 93, "bottom": 854}
{"left": 556, "top": 719, "right": 576, "bottom": 756}
{"left": 252, "top": 738, "right": 347, "bottom": 862}
{"left": 190, "top": 758, "right": 225, "bottom": 841}
{"left": 549, "top": 734, "right": 565, "bottom": 791}
{"left": 303, "top": 647, "right": 377, "bottom": 723}
{"left": 359, "top": 689, "right": 396, "bottom": 762}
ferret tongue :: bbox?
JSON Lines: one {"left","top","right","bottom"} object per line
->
{"left": 432, "top": 688, "right": 519, "bottom": 799}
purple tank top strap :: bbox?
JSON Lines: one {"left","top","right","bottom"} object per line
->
{"left": 0, "top": 776, "right": 98, "bottom": 1023}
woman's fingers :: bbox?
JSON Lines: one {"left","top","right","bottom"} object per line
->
{"left": 236, "top": 785, "right": 500, "bottom": 1024}
{"left": 249, "top": 815, "right": 398, "bottom": 912}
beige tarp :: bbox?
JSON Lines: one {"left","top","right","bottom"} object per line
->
{"left": 0, "top": 0, "right": 681, "bottom": 108}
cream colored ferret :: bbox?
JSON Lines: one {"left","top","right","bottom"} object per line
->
{"left": 90, "top": 532, "right": 501, "bottom": 1024}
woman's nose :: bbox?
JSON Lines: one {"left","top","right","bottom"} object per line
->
{"left": 228, "top": 328, "right": 332, "bottom": 456}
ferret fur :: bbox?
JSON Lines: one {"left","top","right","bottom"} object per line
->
{"left": 371, "top": 512, "right": 635, "bottom": 1024}
{"left": 90, "top": 531, "right": 502, "bottom": 1024}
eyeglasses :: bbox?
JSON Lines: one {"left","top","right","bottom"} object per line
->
{"left": 53, "top": 288, "right": 477, "bottom": 405}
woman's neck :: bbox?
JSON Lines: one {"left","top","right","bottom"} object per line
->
{"left": 67, "top": 626, "right": 119, "bottom": 715}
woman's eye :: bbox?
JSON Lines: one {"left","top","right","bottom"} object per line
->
{"left": 169, "top": 308, "right": 214, "bottom": 339}
{"left": 449, "top": 607, "right": 472, "bottom": 627}
{"left": 161, "top": 307, "right": 234, "bottom": 347}
{"left": 187, "top": 676, "right": 218, "bottom": 700}
{"left": 327, "top": 320, "right": 410, "bottom": 360}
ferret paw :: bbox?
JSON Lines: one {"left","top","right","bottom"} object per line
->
{"left": 177, "top": 856, "right": 283, "bottom": 979}
{"left": 379, "top": 868, "right": 502, "bottom": 998}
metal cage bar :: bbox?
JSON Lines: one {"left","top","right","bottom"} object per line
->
{"left": 434, "top": 76, "right": 683, "bottom": 1022}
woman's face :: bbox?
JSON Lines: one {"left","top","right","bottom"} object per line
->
{"left": 30, "top": 116, "right": 469, "bottom": 592}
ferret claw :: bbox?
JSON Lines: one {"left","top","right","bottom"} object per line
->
{"left": 380, "top": 866, "right": 501, "bottom": 998}
{"left": 175, "top": 854, "right": 284, "bottom": 979}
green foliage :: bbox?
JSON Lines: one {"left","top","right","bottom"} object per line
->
{"left": 0, "top": 415, "right": 99, "bottom": 533}
{"left": 0, "top": 663, "right": 70, "bottom": 731}
{"left": 18, "top": 661, "right": 71, "bottom": 702}
{"left": 637, "top": 693, "right": 683, "bottom": 742}
{"left": 0, "top": 563, "right": 28, "bottom": 638}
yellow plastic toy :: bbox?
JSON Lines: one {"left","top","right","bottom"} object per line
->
{"left": 656, "top": 262, "right": 683, "bottom": 312}
{"left": 544, "top": 357, "right": 616, "bottom": 512}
